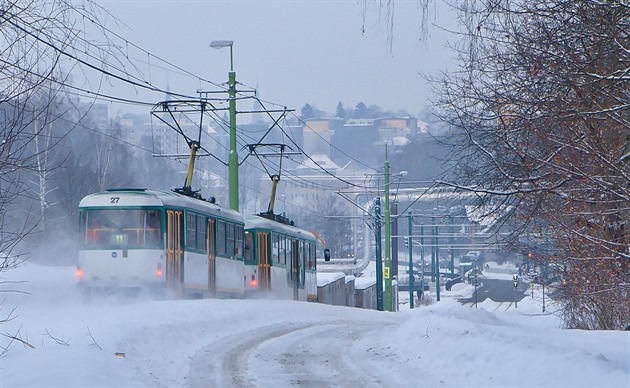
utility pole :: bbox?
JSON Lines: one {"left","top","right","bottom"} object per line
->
{"left": 210, "top": 40, "right": 239, "bottom": 211}
{"left": 391, "top": 202, "right": 399, "bottom": 280}
{"left": 420, "top": 223, "right": 425, "bottom": 300}
{"left": 449, "top": 216, "right": 455, "bottom": 274}
{"left": 431, "top": 216, "right": 440, "bottom": 301}
{"left": 384, "top": 146, "right": 393, "bottom": 311}
{"left": 374, "top": 196, "right": 384, "bottom": 311}
{"left": 431, "top": 216, "right": 436, "bottom": 283}
{"left": 408, "top": 211, "right": 414, "bottom": 309}
{"left": 474, "top": 267, "right": 479, "bottom": 308}
{"left": 542, "top": 262, "right": 546, "bottom": 313}
{"left": 513, "top": 274, "right": 519, "bottom": 309}
{"left": 227, "top": 57, "right": 238, "bottom": 211}
{"left": 435, "top": 219, "right": 440, "bottom": 301}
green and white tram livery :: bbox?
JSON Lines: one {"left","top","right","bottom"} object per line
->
{"left": 77, "top": 188, "right": 246, "bottom": 298}
{"left": 244, "top": 214, "right": 318, "bottom": 302}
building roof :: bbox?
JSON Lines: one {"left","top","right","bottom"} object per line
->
{"left": 298, "top": 153, "right": 340, "bottom": 171}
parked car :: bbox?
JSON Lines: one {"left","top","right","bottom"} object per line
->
{"left": 445, "top": 276, "right": 462, "bottom": 291}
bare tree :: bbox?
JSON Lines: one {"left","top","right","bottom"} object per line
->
{"left": 433, "top": 0, "right": 630, "bottom": 329}
{"left": 300, "top": 193, "right": 353, "bottom": 258}
{"left": 0, "top": 1, "right": 75, "bottom": 268}
{"left": 0, "top": 0, "right": 123, "bottom": 327}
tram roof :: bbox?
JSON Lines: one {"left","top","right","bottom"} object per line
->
{"left": 244, "top": 214, "right": 316, "bottom": 241}
{"left": 79, "top": 189, "right": 244, "bottom": 222}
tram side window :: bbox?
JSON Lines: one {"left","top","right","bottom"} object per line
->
{"left": 234, "top": 224, "right": 243, "bottom": 258}
{"left": 196, "top": 215, "right": 207, "bottom": 252}
{"left": 272, "top": 234, "right": 280, "bottom": 264}
{"left": 301, "top": 240, "right": 307, "bottom": 270}
{"left": 299, "top": 240, "right": 306, "bottom": 284}
{"left": 244, "top": 231, "right": 254, "bottom": 261}
{"left": 80, "top": 210, "right": 88, "bottom": 239}
{"left": 217, "top": 220, "right": 226, "bottom": 256}
{"left": 145, "top": 210, "right": 161, "bottom": 246}
{"left": 186, "top": 213, "right": 197, "bottom": 248}
{"left": 286, "top": 237, "right": 293, "bottom": 266}
{"left": 226, "top": 222, "right": 235, "bottom": 257}
{"left": 287, "top": 237, "right": 295, "bottom": 264}
{"left": 280, "top": 236, "right": 287, "bottom": 265}
{"left": 308, "top": 242, "right": 316, "bottom": 270}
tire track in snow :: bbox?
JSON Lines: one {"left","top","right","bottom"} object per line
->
{"left": 186, "top": 320, "right": 405, "bottom": 388}
{"left": 186, "top": 323, "right": 314, "bottom": 388}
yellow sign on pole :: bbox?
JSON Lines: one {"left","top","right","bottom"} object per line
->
{"left": 384, "top": 267, "right": 390, "bottom": 279}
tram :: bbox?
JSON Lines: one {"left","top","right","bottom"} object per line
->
{"left": 243, "top": 213, "right": 318, "bottom": 301}
{"left": 77, "top": 188, "right": 246, "bottom": 298}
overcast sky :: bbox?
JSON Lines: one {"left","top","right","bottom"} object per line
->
{"left": 93, "top": 0, "right": 459, "bottom": 117}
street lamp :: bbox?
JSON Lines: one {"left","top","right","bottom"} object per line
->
{"left": 374, "top": 196, "right": 384, "bottom": 311}
{"left": 513, "top": 273, "right": 519, "bottom": 309}
{"left": 474, "top": 266, "right": 479, "bottom": 308}
{"left": 383, "top": 160, "right": 408, "bottom": 312}
{"left": 407, "top": 210, "right": 414, "bottom": 309}
{"left": 210, "top": 39, "right": 239, "bottom": 211}
{"left": 373, "top": 156, "right": 405, "bottom": 312}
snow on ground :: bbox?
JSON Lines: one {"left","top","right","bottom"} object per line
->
{"left": 0, "top": 262, "right": 628, "bottom": 387}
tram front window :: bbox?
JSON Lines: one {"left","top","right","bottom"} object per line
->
{"left": 82, "top": 209, "right": 162, "bottom": 248}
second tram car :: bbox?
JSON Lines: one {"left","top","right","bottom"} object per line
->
{"left": 243, "top": 214, "right": 318, "bottom": 301}
{"left": 77, "top": 188, "right": 246, "bottom": 298}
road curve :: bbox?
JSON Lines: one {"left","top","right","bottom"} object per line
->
{"left": 186, "top": 320, "right": 417, "bottom": 388}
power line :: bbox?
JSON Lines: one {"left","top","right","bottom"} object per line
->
{"left": 289, "top": 111, "right": 378, "bottom": 171}
{"left": 4, "top": 4, "right": 382, "bottom": 206}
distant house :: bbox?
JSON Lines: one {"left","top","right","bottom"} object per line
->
{"left": 331, "top": 116, "right": 418, "bottom": 166}
{"left": 272, "top": 153, "right": 375, "bottom": 212}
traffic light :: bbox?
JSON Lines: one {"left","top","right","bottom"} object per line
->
{"left": 513, "top": 273, "right": 519, "bottom": 288}
{"left": 403, "top": 237, "right": 409, "bottom": 247}
{"left": 528, "top": 252, "right": 533, "bottom": 259}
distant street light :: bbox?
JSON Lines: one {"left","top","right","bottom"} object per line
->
{"left": 474, "top": 266, "right": 479, "bottom": 308}
{"left": 210, "top": 39, "right": 238, "bottom": 211}
{"left": 513, "top": 273, "right": 519, "bottom": 309}
{"left": 383, "top": 150, "right": 409, "bottom": 311}
{"left": 210, "top": 40, "right": 234, "bottom": 71}
{"left": 384, "top": 144, "right": 392, "bottom": 311}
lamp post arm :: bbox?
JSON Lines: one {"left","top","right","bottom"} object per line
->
{"left": 229, "top": 45, "right": 234, "bottom": 72}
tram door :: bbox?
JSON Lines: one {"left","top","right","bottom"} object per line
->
{"left": 166, "top": 210, "right": 183, "bottom": 291}
{"left": 207, "top": 218, "right": 216, "bottom": 296}
{"left": 257, "top": 232, "right": 270, "bottom": 290}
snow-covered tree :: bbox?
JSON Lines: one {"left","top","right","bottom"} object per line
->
{"left": 433, "top": 0, "right": 630, "bottom": 329}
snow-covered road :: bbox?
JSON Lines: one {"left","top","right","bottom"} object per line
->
{"left": 1, "top": 262, "right": 628, "bottom": 387}
{"left": 186, "top": 320, "right": 407, "bottom": 388}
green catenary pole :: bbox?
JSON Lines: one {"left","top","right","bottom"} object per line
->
{"left": 375, "top": 196, "right": 384, "bottom": 311}
{"left": 431, "top": 217, "right": 435, "bottom": 283}
{"left": 408, "top": 210, "right": 414, "bottom": 309}
{"left": 449, "top": 216, "right": 454, "bottom": 274}
{"left": 420, "top": 223, "right": 425, "bottom": 299}
{"left": 210, "top": 40, "right": 238, "bottom": 211}
{"left": 384, "top": 146, "right": 392, "bottom": 311}
{"left": 228, "top": 67, "right": 239, "bottom": 211}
